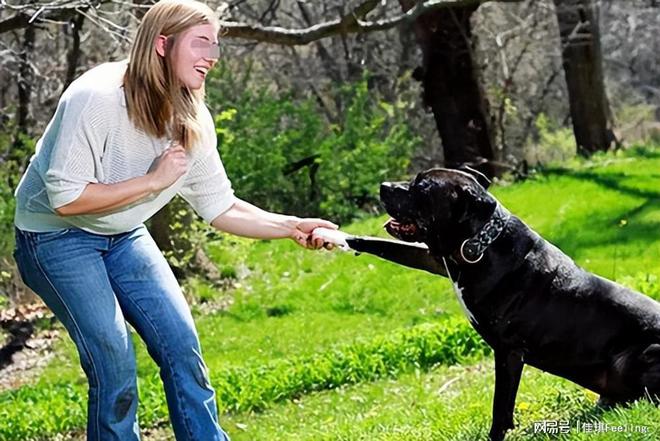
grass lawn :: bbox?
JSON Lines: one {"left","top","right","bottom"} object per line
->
{"left": 2, "top": 145, "right": 660, "bottom": 440}
{"left": 224, "top": 361, "right": 659, "bottom": 441}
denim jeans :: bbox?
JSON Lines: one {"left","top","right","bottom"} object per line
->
{"left": 14, "top": 226, "right": 230, "bottom": 441}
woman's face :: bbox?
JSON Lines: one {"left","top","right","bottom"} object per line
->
{"left": 163, "top": 23, "right": 219, "bottom": 90}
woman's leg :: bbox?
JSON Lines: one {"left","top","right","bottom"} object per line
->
{"left": 13, "top": 228, "right": 141, "bottom": 441}
{"left": 103, "top": 226, "right": 230, "bottom": 441}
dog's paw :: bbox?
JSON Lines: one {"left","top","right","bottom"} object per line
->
{"left": 312, "top": 227, "right": 351, "bottom": 250}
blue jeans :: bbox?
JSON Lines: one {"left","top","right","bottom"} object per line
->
{"left": 14, "top": 226, "right": 230, "bottom": 441}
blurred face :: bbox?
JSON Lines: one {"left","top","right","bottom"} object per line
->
{"left": 162, "top": 23, "right": 220, "bottom": 90}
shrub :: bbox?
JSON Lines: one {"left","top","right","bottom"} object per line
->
{"left": 209, "top": 68, "right": 419, "bottom": 224}
{"left": 0, "top": 129, "right": 36, "bottom": 304}
{"left": 525, "top": 113, "right": 576, "bottom": 166}
{"left": 315, "top": 79, "right": 419, "bottom": 222}
{"left": 0, "top": 130, "right": 34, "bottom": 257}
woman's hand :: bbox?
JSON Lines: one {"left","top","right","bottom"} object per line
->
{"left": 291, "top": 218, "right": 338, "bottom": 249}
{"left": 148, "top": 145, "right": 189, "bottom": 192}
{"left": 55, "top": 145, "right": 188, "bottom": 216}
{"left": 211, "top": 199, "right": 338, "bottom": 249}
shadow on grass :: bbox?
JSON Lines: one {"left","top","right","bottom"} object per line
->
{"left": 548, "top": 200, "right": 660, "bottom": 257}
{"left": 543, "top": 169, "right": 660, "bottom": 201}
{"left": 523, "top": 168, "right": 660, "bottom": 258}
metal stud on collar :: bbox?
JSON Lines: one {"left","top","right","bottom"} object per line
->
{"left": 460, "top": 239, "right": 484, "bottom": 264}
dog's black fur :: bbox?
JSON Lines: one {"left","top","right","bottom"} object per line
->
{"left": 347, "top": 167, "right": 660, "bottom": 441}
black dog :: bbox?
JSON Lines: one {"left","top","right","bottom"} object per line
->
{"left": 346, "top": 167, "right": 660, "bottom": 441}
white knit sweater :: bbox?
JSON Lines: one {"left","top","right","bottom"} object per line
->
{"left": 14, "top": 60, "right": 236, "bottom": 234}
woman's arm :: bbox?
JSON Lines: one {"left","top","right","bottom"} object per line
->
{"left": 55, "top": 145, "right": 188, "bottom": 216}
{"left": 210, "top": 198, "right": 337, "bottom": 248}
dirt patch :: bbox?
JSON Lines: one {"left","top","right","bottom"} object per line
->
{"left": 0, "top": 327, "right": 60, "bottom": 391}
{"left": 0, "top": 303, "right": 60, "bottom": 391}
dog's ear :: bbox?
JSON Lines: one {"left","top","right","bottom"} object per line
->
{"left": 457, "top": 165, "right": 491, "bottom": 190}
{"left": 456, "top": 185, "right": 496, "bottom": 224}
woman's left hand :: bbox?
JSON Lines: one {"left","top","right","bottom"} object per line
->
{"left": 291, "top": 218, "right": 338, "bottom": 249}
{"left": 211, "top": 199, "right": 339, "bottom": 248}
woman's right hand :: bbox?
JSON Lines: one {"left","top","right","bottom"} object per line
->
{"left": 148, "top": 145, "right": 189, "bottom": 192}
{"left": 55, "top": 144, "right": 189, "bottom": 216}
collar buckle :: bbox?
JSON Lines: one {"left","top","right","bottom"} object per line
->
{"left": 455, "top": 203, "right": 510, "bottom": 265}
{"left": 460, "top": 239, "right": 484, "bottom": 263}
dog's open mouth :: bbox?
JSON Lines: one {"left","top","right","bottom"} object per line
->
{"left": 384, "top": 218, "right": 421, "bottom": 242}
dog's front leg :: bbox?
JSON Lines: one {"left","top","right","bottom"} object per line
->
{"left": 345, "top": 237, "right": 447, "bottom": 276}
{"left": 488, "top": 349, "right": 524, "bottom": 441}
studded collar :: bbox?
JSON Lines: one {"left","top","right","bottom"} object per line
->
{"left": 452, "top": 202, "right": 510, "bottom": 264}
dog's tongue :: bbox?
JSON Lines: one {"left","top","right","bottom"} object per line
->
{"left": 384, "top": 218, "right": 418, "bottom": 237}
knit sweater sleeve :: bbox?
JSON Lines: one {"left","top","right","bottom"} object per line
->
{"left": 42, "top": 87, "right": 107, "bottom": 209}
{"left": 179, "top": 106, "right": 236, "bottom": 223}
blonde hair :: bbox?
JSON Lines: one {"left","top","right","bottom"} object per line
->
{"left": 124, "top": 0, "right": 219, "bottom": 149}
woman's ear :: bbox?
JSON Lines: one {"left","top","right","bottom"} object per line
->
{"left": 155, "top": 35, "right": 168, "bottom": 58}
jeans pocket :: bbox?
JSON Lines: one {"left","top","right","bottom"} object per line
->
{"left": 34, "top": 228, "right": 72, "bottom": 244}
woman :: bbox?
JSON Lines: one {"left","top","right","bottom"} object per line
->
{"left": 13, "top": 1, "right": 336, "bottom": 440}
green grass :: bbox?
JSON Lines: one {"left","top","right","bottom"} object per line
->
{"left": 3, "top": 144, "right": 660, "bottom": 440}
{"left": 224, "top": 361, "right": 659, "bottom": 441}
{"left": 0, "top": 321, "right": 488, "bottom": 440}
{"left": 495, "top": 146, "right": 660, "bottom": 278}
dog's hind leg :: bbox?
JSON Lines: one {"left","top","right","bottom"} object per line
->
{"left": 605, "top": 343, "right": 660, "bottom": 403}
{"left": 346, "top": 237, "right": 447, "bottom": 276}
{"left": 634, "top": 343, "right": 660, "bottom": 401}
{"left": 488, "top": 349, "right": 524, "bottom": 441}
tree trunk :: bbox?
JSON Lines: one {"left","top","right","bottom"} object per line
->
{"left": 16, "top": 25, "right": 35, "bottom": 138}
{"left": 63, "top": 13, "right": 85, "bottom": 92}
{"left": 553, "top": 0, "right": 616, "bottom": 155}
{"left": 400, "top": 1, "right": 496, "bottom": 177}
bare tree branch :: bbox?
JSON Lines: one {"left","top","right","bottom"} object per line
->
{"left": 219, "top": 0, "right": 522, "bottom": 45}
{"left": 0, "top": 7, "right": 78, "bottom": 34}
{"left": 0, "top": 1, "right": 107, "bottom": 34}
{"left": 2, "top": 0, "right": 523, "bottom": 43}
